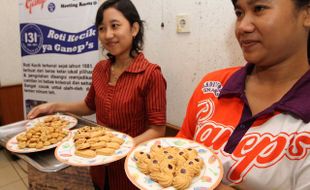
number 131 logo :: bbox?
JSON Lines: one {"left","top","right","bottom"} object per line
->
{"left": 21, "top": 24, "right": 43, "bottom": 55}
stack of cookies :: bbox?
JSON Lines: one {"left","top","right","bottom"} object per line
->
{"left": 34, "top": 115, "right": 70, "bottom": 128}
{"left": 73, "top": 126, "right": 125, "bottom": 158}
{"left": 134, "top": 144, "right": 204, "bottom": 190}
{"left": 16, "top": 125, "right": 69, "bottom": 149}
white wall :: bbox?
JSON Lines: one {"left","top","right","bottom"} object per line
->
{"left": 132, "top": 0, "right": 244, "bottom": 126}
{"left": 1, "top": 0, "right": 245, "bottom": 126}
{"left": 0, "top": 0, "right": 22, "bottom": 87}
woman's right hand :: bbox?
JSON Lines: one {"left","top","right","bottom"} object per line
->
{"left": 27, "top": 102, "right": 57, "bottom": 119}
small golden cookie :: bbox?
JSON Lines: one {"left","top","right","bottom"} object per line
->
{"left": 97, "top": 135, "right": 110, "bottom": 142}
{"left": 90, "top": 141, "right": 106, "bottom": 150}
{"left": 177, "top": 150, "right": 187, "bottom": 159}
{"left": 75, "top": 149, "right": 96, "bottom": 158}
{"left": 44, "top": 116, "right": 53, "bottom": 122}
{"left": 28, "top": 137, "right": 37, "bottom": 142}
{"left": 134, "top": 151, "right": 150, "bottom": 161}
{"left": 90, "top": 130, "right": 105, "bottom": 138}
{"left": 164, "top": 154, "right": 177, "bottom": 165}
{"left": 96, "top": 148, "right": 115, "bottom": 156}
{"left": 17, "top": 134, "right": 27, "bottom": 141}
{"left": 175, "top": 166, "right": 195, "bottom": 178}
{"left": 44, "top": 141, "right": 51, "bottom": 146}
{"left": 184, "top": 148, "right": 198, "bottom": 159}
{"left": 175, "top": 154, "right": 187, "bottom": 166}
{"left": 164, "top": 146, "right": 180, "bottom": 155}
{"left": 106, "top": 142, "right": 120, "bottom": 149}
{"left": 35, "top": 142, "right": 44, "bottom": 149}
{"left": 110, "top": 136, "right": 124, "bottom": 145}
{"left": 74, "top": 138, "right": 86, "bottom": 145}
{"left": 160, "top": 160, "right": 175, "bottom": 175}
{"left": 148, "top": 159, "right": 161, "bottom": 173}
{"left": 185, "top": 159, "right": 203, "bottom": 176}
{"left": 51, "top": 133, "right": 59, "bottom": 138}
{"left": 150, "top": 144, "right": 163, "bottom": 153}
{"left": 172, "top": 174, "right": 192, "bottom": 190}
{"left": 50, "top": 138, "right": 57, "bottom": 144}
{"left": 18, "top": 142, "right": 26, "bottom": 149}
{"left": 136, "top": 161, "right": 149, "bottom": 175}
{"left": 193, "top": 157, "right": 204, "bottom": 168}
{"left": 74, "top": 132, "right": 90, "bottom": 140}
{"left": 150, "top": 151, "right": 165, "bottom": 162}
{"left": 57, "top": 136, "right": 64, "bottom": 142}
{"left": 149, "top": 172, "right": 161, "bottom": 182}
{"left": 28, "top": 143, "right": 36, "bottom": 148}
{"left": 86, "top": 137, "right": 99, "bottom": 144}
{"left": 156, "top": 172, "right": 174, "bottom": 188}
{"left": 76, "top": 143, "right": 91, "bottom": 150}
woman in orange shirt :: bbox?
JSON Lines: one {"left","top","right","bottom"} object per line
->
{"left": 178, "top": 0, "right": 310, "bottom": 189}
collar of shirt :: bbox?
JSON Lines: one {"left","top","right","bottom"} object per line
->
{"left": 105, "top": 52, "right": 149, "bottom": 78}
{"left": 219, "top": 63, "right": 310, "bottom": 123}
{"left": 125, "top": 52, "right": 149, "bottom": 73}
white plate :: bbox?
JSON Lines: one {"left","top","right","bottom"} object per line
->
{"left": 6, "top": 130, "right": 71, "bottom": 153}
{"left": 54, "top": 129, "right": 134, "bottom": 166}
{"left": 25, "top": 114, "right": 78, "bottom": 130}
{"left": 125, "top": 137, "right": 223, "bottom": 190}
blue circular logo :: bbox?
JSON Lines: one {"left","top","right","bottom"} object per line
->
{"left": 20, "top": 24, "right": 44, "bottom": 55}
{"left": 48, "top": 3, "right": 56, "bottom": 12}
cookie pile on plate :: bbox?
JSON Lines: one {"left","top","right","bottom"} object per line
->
{"left": 16, "top": 125, "right": 69, "bottom": 149}
{"left": 134, "top": 144, "right": 204, "bottom": 190}
{"left": 34, "top": 115, "right": 70, "bottom": 128}
{"left": 73, "top": 126, "right": 125, "bottom": 158}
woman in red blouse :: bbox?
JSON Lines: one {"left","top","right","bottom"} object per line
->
{"left": 28, "top": 0, "right": 166, "bottom": 189}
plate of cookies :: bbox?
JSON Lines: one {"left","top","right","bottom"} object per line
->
{"left": 125, "top": 137, "right": 223, "bottom": 190}
{"left": 54, "top": 126, "right": 134, "bottom": 166}
{"left": 6, "top": 124, "right": 70, "bottom": 153}
{"left": 25, "top": 114, "right": 78, "bottom": 130}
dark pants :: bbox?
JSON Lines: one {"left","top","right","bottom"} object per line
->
{"left": 93, "top": 172, "right": 109, "bottom": 190}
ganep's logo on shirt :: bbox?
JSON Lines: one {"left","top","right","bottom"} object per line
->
{"left": 201, "top": 81, "right": 223, "bottom": 97}
{"left": 194, "top": 100, "right": 310, "bottom": 184}
{"left": 25, "top": 0, "right": 47, "bottom": 14}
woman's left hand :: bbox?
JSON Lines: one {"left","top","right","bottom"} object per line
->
{"left": 214, "top": 183, "right": 237, "bottom": 190}
{"left": 133, "top": 125, "right": 166, "bottom": 146}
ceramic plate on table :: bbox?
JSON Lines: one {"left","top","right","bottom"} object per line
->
{"left": 25, "top": 114, "right": 78, "bottom": 130}
{"left": 125, "top": 137, "right": 223, "bottom": 190}
{"left": 6, "top": 129, "right": 71, "bottom": 153}
{"left": 54, "top": 129, "right": 134, "bottom": 166}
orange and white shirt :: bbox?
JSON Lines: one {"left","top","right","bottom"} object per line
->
{"left": 177, "top": 64, "right": 310, "bottom": 190}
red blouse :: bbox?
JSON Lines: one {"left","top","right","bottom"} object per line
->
{"left": 84, "top": 53, "right": 166, "bottom": 137}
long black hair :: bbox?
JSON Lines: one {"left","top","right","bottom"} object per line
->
{"left": 231, "top": 0, "right": 310, "bottom": 61}
{"left": 95, "top": 0, "right": 144, "bottom": 62}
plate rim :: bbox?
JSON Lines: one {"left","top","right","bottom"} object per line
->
{"left": 54, "top": 129, "right": 135, "bottom": 167}
{"left": 6, "top": 129, "right": 71, "bottom": 153}
{"left": 124, "top": 137, "right": 224, "bottom": 190}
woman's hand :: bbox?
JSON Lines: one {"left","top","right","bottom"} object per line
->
{"left": 27, "top": 101, "right": 94, "bottom": 119}
{"left": 214, "top": 183, "right": 237, "bottom": 190}
{"left": 133, "top": 125, "right": 166, "bottom": 146}
{"left": 27, "top": 102, "right": 57, "bottom": 119}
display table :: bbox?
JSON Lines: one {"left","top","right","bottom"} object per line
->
{"left": 28, "top": 164, "right": 94, "bottom": 190}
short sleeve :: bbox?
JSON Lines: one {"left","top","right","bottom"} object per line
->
{"left": 145, "top": 67, "right": 167, "bottom": 126}
{"left": 176, "top": 88, "right": 198, "bottom": 139}
{"left": 176, "top": 76, "right": 207, "bottom": 139}
{"left": 84, "top": 83, "right": 96, "bottom": 111}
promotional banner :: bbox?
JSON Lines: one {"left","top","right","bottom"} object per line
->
{"left": 19, "top": 0, "right": 99, "bottom": 115}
